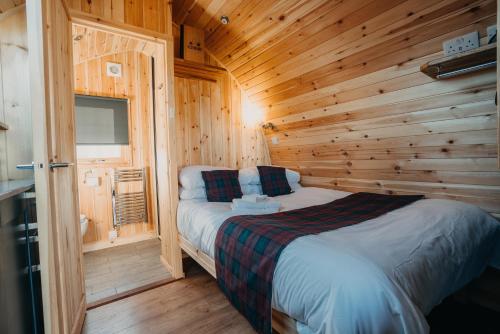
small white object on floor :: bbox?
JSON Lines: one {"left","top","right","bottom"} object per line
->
{"left": 108, "top": 230, "right": 117, "bottom": 243}
{"left": 241, "top": 194, "right": 268, "bottom": 203}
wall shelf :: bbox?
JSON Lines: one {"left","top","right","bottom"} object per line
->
{"left": 0, "top": 121, "right": 8, "bottom": 130}
{"left": 420, "top": 43, "right": 496, "bottom": 79}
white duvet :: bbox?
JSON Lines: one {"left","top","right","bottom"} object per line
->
{"left": 177, "top": 187, "right": 500, "bottom": 334}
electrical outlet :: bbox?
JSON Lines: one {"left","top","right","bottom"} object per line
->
{"left": 442, "top": 31, "right": 479, "bottom": 56}
{"left": 271, "top": 136, "right": 279, "bottom": 145}
{"left": 487, "top": 25, "right": 497, "bottom": 44}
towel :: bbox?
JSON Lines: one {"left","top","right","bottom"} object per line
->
{"left": 242, "top": 194, "right": 268, "bottom": 203}
{"left": 228, "top": 207, "right": 280, "bottom": 215}
{"left": 231, "top": 199, "right": 281, "bottom": 211}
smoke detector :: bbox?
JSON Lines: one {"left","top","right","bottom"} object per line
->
{"left": 220, "top": 15, "right": 229, "bottom": 25}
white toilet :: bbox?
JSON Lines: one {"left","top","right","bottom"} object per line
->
{"left": 80, "top": 214, "right": 88, "bottom": 237}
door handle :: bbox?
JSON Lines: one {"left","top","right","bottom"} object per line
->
{"left": 17, "top": 162, "right": 73, "bottom": 170}
{"left": 16, "top": 162, "right": 35, "bottom": 170}
{"left": 49, "top": 162, "right": 74, "bottom": 169}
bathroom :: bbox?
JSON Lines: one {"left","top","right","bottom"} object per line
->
{"left": 72, "top": 23, "right": 171, "bottom": 305}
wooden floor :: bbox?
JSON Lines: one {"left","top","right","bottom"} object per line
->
{"left": 84, "top": 238, "right": 172, "bottom": 304}
{"left": 83, "top": 258, "right": 500, "bottom": 334}
{"left": 82, "top": 259, "right": 255, "bottom": 334}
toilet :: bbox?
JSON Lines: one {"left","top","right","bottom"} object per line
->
{"left": 80, "top": 214, "right": 88, "bottom": 237}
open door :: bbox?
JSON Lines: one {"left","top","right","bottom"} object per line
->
{"left": 26, "top": 1, "right": 86, "bottom": 333}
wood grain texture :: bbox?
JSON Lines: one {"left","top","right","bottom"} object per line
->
{"left": 82, "top": 259, "right": 256, "bottom": 334}
{"left": 174, "top": 0, "right": 500, "bottom": 215}
{"left": 0, "top": 6, "right": 32, "bottom": 181}
{"left": 73, "top": 27, "right": 158, "bottom": 247}
{"left": 26, "top": 1, "right": 86, "bottom": 333}
{"left": 174, "top": 58, "right": 270, "bottom": 169}
{"left": 67, "top": 0, "right": 170, "bottom": 34}
{"left": 83, "top": 239, "right": 172, "bottom": 304}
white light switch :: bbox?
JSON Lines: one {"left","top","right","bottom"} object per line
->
{"left": 271, "top": 136, "right": 279, "bottom": 145}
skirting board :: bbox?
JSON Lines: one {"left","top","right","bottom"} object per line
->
{"left": 178, "top": 234, "right": 298, "bottom": 334}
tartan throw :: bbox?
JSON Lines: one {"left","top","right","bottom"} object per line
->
{"left": 257, "top": 166, "right": 292, "bottom": 197}
{"left": 201, "top": 170, "right": 243, "bottom": 202}
{"left": 215, "top": 192, "right": 424, "bottom": 334}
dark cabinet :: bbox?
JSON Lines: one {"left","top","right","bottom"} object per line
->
{"left": 0, "top": 182, "right": 43, "bottom": 334}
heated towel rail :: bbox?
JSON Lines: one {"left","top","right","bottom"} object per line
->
{"left": 112, "top": 168, "right": 147, "bottom": 230}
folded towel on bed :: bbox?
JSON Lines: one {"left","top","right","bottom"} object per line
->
{"left": 242, "top": 194, "right": 268, "bottom": 203}
{"left": 229, "top": 207, "right": 280, "bottom": 215}
{"left": 231, "top": 199, "right": 281, "bottom": 211}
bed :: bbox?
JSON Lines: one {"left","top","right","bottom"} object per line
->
{"left": 177, "top": 186, "right": 500, "bottom": 334}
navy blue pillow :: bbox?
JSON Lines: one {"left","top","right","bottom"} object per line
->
{"left": 201, "top": 170, "right": 243, "bottom": 202}
{"left": 257, "top": 166, "right": 292, "bottom": 197}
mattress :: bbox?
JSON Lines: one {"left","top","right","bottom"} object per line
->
{"left": 177, "top": 187, "right": 500, "bottom": 334}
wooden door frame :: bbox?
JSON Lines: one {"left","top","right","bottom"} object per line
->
{"left": 29, "top": 6, "right": 182, "bottom": 334}
{"left": 70, "top": 13, "right": 183, "bottom": 279}
{"left": 27, "top": 1, "right": 86, "bottom": 333}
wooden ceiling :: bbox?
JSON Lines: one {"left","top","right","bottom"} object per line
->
{"left": 173, "top": 0, "right": 500, "bottom": 215}
{"left": 0, "top": 0, "right": 24, "bottom": 14}
{"left": 173, "top": 0, "right": 497, "bottom": 110}
{"left": 72, "top": 24, "right": 159, "bottom": 65}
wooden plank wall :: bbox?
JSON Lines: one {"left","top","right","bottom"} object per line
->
{"left": 175, "top": 0, "right": 500, "bottom": 216}
{"left": 73, "top": 27, "right": 157, "bottom": 246}
{"left": 67, "top": 0, "right": 170, "bottom": 35}
{"left": 174, "top": 58, "right": 270, "bottom": 169}
{"left": 0, "top": 1, "right": 23, "bottom": 14}
{"left": 174, "top": 69, "right": 270, "bottom": 169}
{"left": 173, "top": 23, "right": 270, "bottom": 169}
{"left": 0, "top": 6, "right": 32, "bottom": 181}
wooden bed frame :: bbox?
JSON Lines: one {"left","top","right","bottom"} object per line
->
{"left": 178, "top": 234, "right": 298, "bottom": 334}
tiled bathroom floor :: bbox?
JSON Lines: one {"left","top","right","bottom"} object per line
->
{"left": 84, "top": 238, "right": 172, "bottom": 304}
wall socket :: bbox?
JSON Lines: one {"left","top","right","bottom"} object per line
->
{"left": 487, "top": 25, "right": 497, "bottom": 43}
{"left": 442, "top": 31, "right": 479, "bottom": 56}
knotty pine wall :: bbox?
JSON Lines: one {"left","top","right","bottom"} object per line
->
{"left": 173, "top": 24, "right": 270, "bottom": 169}
{"left": 175, "top": 0, "right": 499, "bottom": 216}
{"left": 174, "top": 68, "right": 270, "bottom": 169}
{"left": 68, "top": 0, "right": 171, "bottom": 35}
{"left": 73, "top": 46, "right": 157, "bottom": 246}
{"left": 0, "top": 7, "right": 32, "bottom": 182}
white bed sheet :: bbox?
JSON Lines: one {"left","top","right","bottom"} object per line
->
{"left": 177, "top": 187, "right": 500, "bottom": 334}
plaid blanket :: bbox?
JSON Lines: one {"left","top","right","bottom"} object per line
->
{"left": 215, "top": 192, "right": 424, "bottom": 334}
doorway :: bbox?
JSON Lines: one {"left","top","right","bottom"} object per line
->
{"left": 71, "top": 22, "right": 173, "bottom": 306}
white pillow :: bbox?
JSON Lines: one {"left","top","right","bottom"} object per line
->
{"left": 239, "top": 167, "right": 260, "bottom": 185}
{"left": 179, "top": 184, "right": 301, "bottom": 200}
{"left": 284, "top": 168, "right": 301, "bottom": 184}
{"left": 179, "top": 165, "right": 230, "bottom": 189}
{"left": 242, "top": 184, "right": 263, "bottom": 195}
{"left": 179, "top": 184, "right": 262, "bottom": 200}
{"left": 178, "top": 165, "right": 301, "bottom": 191}
{"left": 240, "top": 166, "right": 301, "bottom": 185}
{"left": 179, "top": 187, "right": 206, "bottom": 200}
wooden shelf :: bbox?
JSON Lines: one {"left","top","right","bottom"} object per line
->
{"left": 421, "top": 43, "right": 496, "bottom": 79}
{"left": 0, "top": 121, "right": 8, "bottom": 130}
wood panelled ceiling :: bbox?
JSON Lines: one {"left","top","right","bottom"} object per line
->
{"left": 0, "top": 0, "right": 24, "bottom": 14}
{"left": 174, "top": 0, "right": 500, "bottom": 215}
{"left": 173, "top": 0, "right": 497, "bottom": 107}
{"left": 72, "top": 24, "right": 159, "bottom": 65}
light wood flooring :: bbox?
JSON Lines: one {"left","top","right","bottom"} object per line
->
{"left": 83, "top": 259, "right": 255, "bottom": 333}
{"left": 83, "top": 258, "right": 500, "bottom": 334}
{"left": 84, "top": 238, "right": 172, "bottom": 304}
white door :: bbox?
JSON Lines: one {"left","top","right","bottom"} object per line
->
{"left": 26, "top": 1, "right": 86, "bottom": 333}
